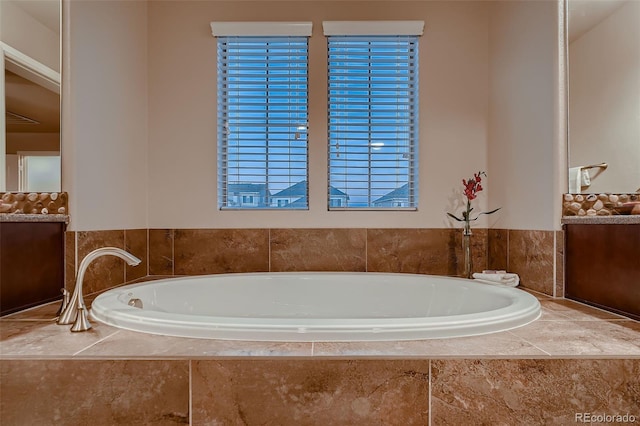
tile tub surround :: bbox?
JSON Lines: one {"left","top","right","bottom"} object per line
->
{"left": 1, "top": 294, "right": 639, "bottom": 425}
{"left": 430, "top": 359, "right": 640, "bottom": 425}
{"left": 71, "top": 227, "right": 556, "bottom": 297}
{"left": 1, "top": 360, "right": 190, "bottom": 426}
{"left": 64, "top": 229, "right": 149, "bottom": 295}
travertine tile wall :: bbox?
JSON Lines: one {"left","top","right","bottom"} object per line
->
{"left": 430, "top": 359, "right": 640, "bottom": 424}
{"left": 8, "top": 228, "right": 634, "bottom": 425}
{"left": 1, "top": 360, "right": 189, "bottom": 425}
{"left": 556, "top": 230, "right": 565, "bottom": 298}
{"left": 2, "top": 359, "right": 638, "bottom": 425}
{"left": 149, "top": 228, "right": 490, "bottom": 277}
{"left": 66, "top": 227, "right": 559, "bottom": 296}
{"left": 65, "top": 229, "right": 148, "bottom": 294}
{"left": 488, "top": 229, "right": 558, "bottom": 295}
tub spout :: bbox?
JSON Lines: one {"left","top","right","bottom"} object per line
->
{"left": 57, "top": 247, "right": 141, "bottom": 331}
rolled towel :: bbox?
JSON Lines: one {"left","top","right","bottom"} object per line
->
{"left": 472, "top": 272, "right": 520, "bottom": 287}
{"left": 581, "top": 168, "right": 591, "bottom": 186}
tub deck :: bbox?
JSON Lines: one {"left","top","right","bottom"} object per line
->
{"left": 2, "top": 289, "right": 639, "bottom": 358}
{"left": 1, "top": 280, "right": 639, "bottom": 425}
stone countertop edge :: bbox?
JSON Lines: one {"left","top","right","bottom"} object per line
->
{"left": 0, "top": 214, "right": 70, "bottom": 224}
{"left": 562, "top": 215, "right": 640, "bottom": 225}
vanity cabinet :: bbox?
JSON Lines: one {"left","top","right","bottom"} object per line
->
{"left": 564, "top": 223, "right": 640, "bottom": 321}
{"left": 0, "top": 221, "right": 66, "bottom": 316}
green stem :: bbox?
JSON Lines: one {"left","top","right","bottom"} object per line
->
{"left": 463, "top": 200, "right": 472, "bottom": 235}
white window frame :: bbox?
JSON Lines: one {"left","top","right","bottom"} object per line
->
{"left": 212, "top": 22, "right": 312, "bottom": 210}
{"left": 324, "top": 21, "right": 424, "bottom": 210}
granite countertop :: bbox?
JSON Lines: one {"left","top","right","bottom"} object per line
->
{"left": 562, "top": 215, "right": 640, "bottom": 225}
{"left": 0, "top": 214, "right": 69, "bottom": 224}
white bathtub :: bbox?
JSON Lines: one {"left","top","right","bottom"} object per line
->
{"left": 90, "top": 272, "right": 541, "bottom": 341}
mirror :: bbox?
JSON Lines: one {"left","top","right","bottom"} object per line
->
{"left": 1, "top": 0, "right": 61, "bottom": 193}
{"left": 567, "top": 0, "right": 640, "bottom": 194}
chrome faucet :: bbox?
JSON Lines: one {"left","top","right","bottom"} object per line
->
{"left": 57, "top": 247, "right": 141, "bottom": 332}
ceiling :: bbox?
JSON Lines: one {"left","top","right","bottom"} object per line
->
{"left": 5, "top": 69, "right": 60, "bottom": 134}
{"left": 9, "top": 0, "right": 60, "bottom": 36}
{"left": 568, "top": 0, "right": 627, "bottom": 43}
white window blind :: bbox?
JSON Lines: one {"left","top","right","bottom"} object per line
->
{"left": 328, "top": 35, "right": 419, "bottom": 209}
{"left": 216, "top": 36, "right": 309, "bottom": 209}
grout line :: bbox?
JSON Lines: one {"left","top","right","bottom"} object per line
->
{"left": 506, "top": 229, "right": 510, "bottom": 272}
{"left": 365, "top": 228, "right": 368, "bottom": 272}
{"left": 311, "top": 341, "right": 315, "bottom": 356}
{"left": 147, "top": 228, "right": 150, "bottom": 277}
{"left": 123, "top": 229, "right": 127, "bottom": 283}
{"left": 268, "top": 228, "right": 272, "bottom": 272}
{"left": 74, "top": 231, "right": 78, "bottom": 282}
{"left": 428, "top": 359, "right": 432, "bottom": 426}
{"left": 552, "top": 231, "right": 557, "bottom": 298}
{"left": 71, "top": 329, "right": 122, "bottom": 356}
{"left": 172, "top": 229, "right": 175, "bottom": 276}
{"left": 189, "top": 360, "right": 193, "bottom": 426}
{"left": 505, "top": 330, "right": 552, "bottom": 357}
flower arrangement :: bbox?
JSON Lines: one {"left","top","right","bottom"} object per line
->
{"left": 447, "top": 171, "right": 500, "bottom": 235}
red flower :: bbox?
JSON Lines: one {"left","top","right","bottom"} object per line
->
{"left": 447, "top": 171, "right": 499, "bottom": 228}
{"left": 462, "top": 171, "right": 485, "bottom": 201}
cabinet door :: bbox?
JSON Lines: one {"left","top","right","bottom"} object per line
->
{"left": 0, "top": 222, "right": 65, "bottom": 316}
{"left": 565, "top": 224, "right": 640, "bottom": 321}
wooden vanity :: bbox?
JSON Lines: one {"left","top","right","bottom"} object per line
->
{"left": 563, "top": 216, "right": 640, "bottom": 321}
{"left": 0, "top": 215, "right": 67, "bottom": 316}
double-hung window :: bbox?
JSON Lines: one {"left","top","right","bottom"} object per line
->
{"left": 325, "top": 21, "right": 423, "bottom": 210}
{"left": 212, "top": 22, "right": 312, "bottom": 209}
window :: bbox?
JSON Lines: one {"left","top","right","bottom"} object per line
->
{"left": 325, "top": 21, "right": 423, "bottom": 209}
{"left": 17, "top": 151, "right": 61, "bottom": 192}
{"left": 212, "top": 22, "right": 312, "bottom": 209}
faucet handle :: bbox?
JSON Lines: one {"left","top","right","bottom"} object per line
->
{"left": 56, "top": 288, "right": 70, "bottom": 317}
{"left": 70, "top": 306, "right": 92, "bottom": 332}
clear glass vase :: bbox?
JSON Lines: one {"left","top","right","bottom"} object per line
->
{"left": 462, "top": 225, "right": 472, "bottom": 279}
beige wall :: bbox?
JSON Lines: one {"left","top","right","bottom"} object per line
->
{"left": 569, "top": 0, "right": 640, "bottom": 194}
{"left": 62, "top": 0, "right": 148, "bottom": 231}
{"left": 62, "top": 0, "right": 562, "bottom": 231}
{"left": 148, "top": 0, "right": 492, "bottom": 229}
{"left": 488, "top": 0, "right": 563, "bottom": 231}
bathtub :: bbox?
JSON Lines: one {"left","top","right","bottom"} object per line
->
{"left": 90, "top": 272, "right": 541, "bottom": 341}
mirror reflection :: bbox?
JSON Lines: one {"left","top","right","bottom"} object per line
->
{"left": 568, "top": 0, "right": 640, "bottom": 194}
{"left": 5, "top": 69, "right": 60, "bottom": 191}
{"left": 2, "top": 0, "right": 61, "bottom": 193}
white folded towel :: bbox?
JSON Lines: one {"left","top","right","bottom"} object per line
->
{"left": 472, "top": 272, "right": 520, "bottom": 287}
{"left": 569, "top": 167, "right": 591, "bottom": 192}
{"left": 569, "top": 167, "right": 582, "bottom": 192}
